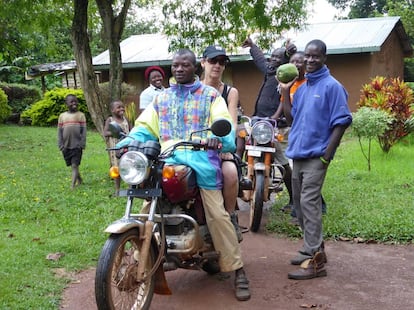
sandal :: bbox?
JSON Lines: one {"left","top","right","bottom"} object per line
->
{"left": 239, "top": 225, "right": 250, "bottom": 234}
{"left": 234, "top": 271, "right": 251, "bottom": 301}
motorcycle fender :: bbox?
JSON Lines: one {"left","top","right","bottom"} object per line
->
{"left": 154, "top": 264, "right": 172, "bottom": 295}
{"left": 150, "top": 234, "right": 172, "bottom": 295}
{"left": 104, "top": 218, "right": 144, "bottom": 234}
{"left": 254, "top": 162, "right": 266, "bottom": 171}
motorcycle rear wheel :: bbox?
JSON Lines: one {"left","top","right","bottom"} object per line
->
{"left": 250, "top": 170, "right": 264, "bottom": 232}
{"left": 95, "top": 229, "right": 156, "bottom": 310}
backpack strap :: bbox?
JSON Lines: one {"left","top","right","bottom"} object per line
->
{"left": 221, "top": 84, "right": 232, "bottom": 106}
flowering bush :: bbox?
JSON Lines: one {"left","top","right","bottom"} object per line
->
{"left": 357, "top": 76, "right": 414, "bottom": 152}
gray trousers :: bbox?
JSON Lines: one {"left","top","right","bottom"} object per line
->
{"left": 292, "top": 158, "right": 328, "bottom": 255}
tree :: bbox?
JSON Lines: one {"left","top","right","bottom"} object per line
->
{"left": 2, "top": 1, "right": 312, "bottom": 134}
{"left": 72, "top": 0, "right": 106, "bottom": 134}
{"left": 387, "top": 0, "right": 414, "bottom": 81}
{"left": 327, "top": 0, "right": 387, "bottom": 17}
{"left": 0, "top": 0, "right": 103, "bottom": 88}
{"left": 122, "top": 5, "right": 160, "bottom": 39}
{"left": 352, "top": 107, "right": 393, "bottom": 171}
{"left": 327, "top": 0, "right": 414, "bottom": 80}
{"left": 71, "top": 0, "right": 135, "bottom": 135}
{"left": 96, "top": 0, "right": 131, "bottom": 102}
{"left": 71, "top": 0, "right": 310, "bottom": 135}
{"left": 161, "top": 0, "right": 308, "bottom": 54}
{"left": 0, "top": 1, "right": 79, "bottom": 65}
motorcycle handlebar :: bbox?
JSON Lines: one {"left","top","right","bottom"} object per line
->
{"left": 106, "top": 139, "right": 222, "bottom": 159}
{"left": 161, "top": 139, "right": 222, "bottom": 157}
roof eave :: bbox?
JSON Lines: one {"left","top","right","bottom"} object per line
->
{"left": 327, "top": 47, "right": 382, "bottom": 54}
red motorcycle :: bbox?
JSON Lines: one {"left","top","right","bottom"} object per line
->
{"left": 95, "top": 119, "right": 232, "bottom": 310}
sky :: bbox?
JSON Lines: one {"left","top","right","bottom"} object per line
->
{"left": 307, "top": 0, "right": 349, "bottom": 23}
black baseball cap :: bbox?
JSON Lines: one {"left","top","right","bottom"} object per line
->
{"left": 202, "top": 45, "right": 229, "bottom": 60}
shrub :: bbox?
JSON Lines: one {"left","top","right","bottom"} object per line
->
{"left": 357, "top": 76, "right": 414, "bottom": 152}
{"left": 0, "top": 82, "right": 42, "bottom": 114}
{"left": 20, "top": 88, "right": 92, "bottom": 127}
{"left": 0, "top": 88, "right": 12, "bottom": 123}
{"left": 352, "top": 107, "right": 394, "bottom": 171}
{"left": 20, "top": 83, "right": 137, "bottom": 128}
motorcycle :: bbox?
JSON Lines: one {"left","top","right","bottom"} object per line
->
{"left": 239, "top": 116, "right": 285, "bottom": 232}
{"left": 95, "top": 119, "right": 233, "bottom": 310}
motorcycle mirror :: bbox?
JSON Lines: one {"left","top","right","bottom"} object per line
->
{"left": 108, "top": 121, "right": 123, "bottom": 139}
{"left": 210, "top": 118, "right": 232, "bottom": 137}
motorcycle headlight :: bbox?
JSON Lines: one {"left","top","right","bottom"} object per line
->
{"left": 119, "top": 151, "right": 150, "bottom": 185}
{"left": 251, "top": 122, "right": 274, "bottom": 144}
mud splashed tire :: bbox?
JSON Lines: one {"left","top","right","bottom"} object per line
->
{"left": 95, "top": 229, "right": 155, "bottom": 310}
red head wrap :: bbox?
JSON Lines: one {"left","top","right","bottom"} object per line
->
{"left": 144, "top": 66, "right": 165, "bottom": 80}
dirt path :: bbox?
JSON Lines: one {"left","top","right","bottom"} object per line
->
{"left": 60, "top": 201, "right": 414, "bottom": 309}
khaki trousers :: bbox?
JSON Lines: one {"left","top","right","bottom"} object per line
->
{"left": 200, "top": 189, "right": 243, "bottom": 272}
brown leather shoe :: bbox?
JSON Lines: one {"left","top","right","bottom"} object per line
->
{"left": 290, "top": 252, "right": 312, "bottom": 265}
{"left": 288, "top": 252, "right": 327, "bottom": 280}
{"left": 291, "top": 251, "right": 327, "bottom": 265}
{"left": 291, "top": 242, "right": 328, "bottom": 265}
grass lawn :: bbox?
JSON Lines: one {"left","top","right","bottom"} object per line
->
{"left": 0, "top": 125, "right": 413, "bottom": 309}
{"left": 267, "top": 131, "right": 414, "bottom": 242}
{"left": 0, "top": 125, "right": 124, "bottom": 309}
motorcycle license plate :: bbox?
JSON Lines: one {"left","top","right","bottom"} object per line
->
{"left": 245, "top": 145, "right": 275, "bottom": 157}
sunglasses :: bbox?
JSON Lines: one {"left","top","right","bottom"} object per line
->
{"left": 207, "top": 57, "right": 229, "bottom": 66}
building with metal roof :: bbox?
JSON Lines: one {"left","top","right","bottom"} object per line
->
{"left": 91, "top": 16, "right": 412, "bottom": 114}
{"left": 26, "top": 16, "right": 412, "bottom": 114}
{"left": 281, "top": 16, "right": 412, "bottom": 56}
{"left": 91, "top": 16, "right": 412, "bottom": 68}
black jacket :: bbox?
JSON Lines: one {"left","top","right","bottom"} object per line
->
{"left": 250, "top": 44, "right": 281, "bottom": 117}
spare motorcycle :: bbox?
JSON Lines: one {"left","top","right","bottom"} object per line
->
{"left": 241, "top": 116, "right": 285, "bottom": 232}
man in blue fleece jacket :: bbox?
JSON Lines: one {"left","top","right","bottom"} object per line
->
{"left": 281, "top": 39, "right": 352, "bottom": 280}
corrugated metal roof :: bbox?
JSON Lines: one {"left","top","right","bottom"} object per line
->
{"left": 280, "top": 16, "right": 409, "bottom": 55}
{"left": 93, "top": 33, "right": 174, "bottom": 67}
{"left": 26, "top": 16, "right": 410, "bottom": 80}
{"left": 92, "top": 16, "right": 411, "bottom": 69}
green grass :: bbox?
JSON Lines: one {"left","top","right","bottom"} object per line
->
{"left": 0, "top": 125, "right": 125, "bottom": 309}
{"left": 0, "top": 125, "right": 413, "bottom": 309}
{"left": 267, "top": 132, "right": 414, "bottom": 243}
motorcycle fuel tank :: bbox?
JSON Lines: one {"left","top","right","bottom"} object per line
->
{"left": 162, "top": 165, "right": 198, "bottom": 203}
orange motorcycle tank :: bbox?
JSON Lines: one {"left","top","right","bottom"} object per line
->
{"left": 162, "top": 165, "right": 198, "bottom": 203}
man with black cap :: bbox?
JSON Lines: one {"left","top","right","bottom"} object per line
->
{"left": 139, "top": 66, "right": 166, "bottom": 111}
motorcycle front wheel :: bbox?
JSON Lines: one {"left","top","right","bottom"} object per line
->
{"left": 250, "top": 170, "right": 264, "bottom": 232}
{"left": 95, "top": 229, "right": 156, "bottom": 310}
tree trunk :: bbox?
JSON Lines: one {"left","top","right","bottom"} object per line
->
{"left": 96, "top": 0, "right": 131, "bottom": 102}
{"left": 71, "top": 0, "right": 106, "bottom": 135}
